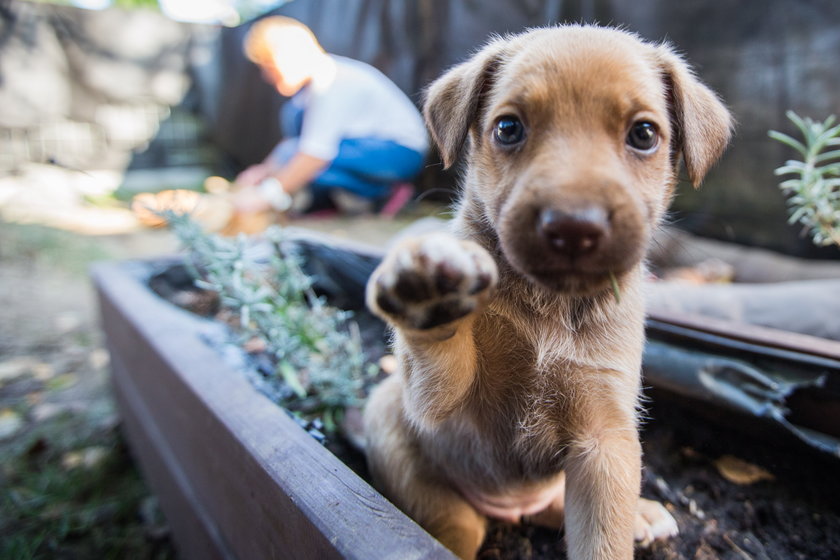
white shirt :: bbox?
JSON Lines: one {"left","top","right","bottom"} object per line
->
{"left": 294, "top": 55, "right": 429, "bottom": 161}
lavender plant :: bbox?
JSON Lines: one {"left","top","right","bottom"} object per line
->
{"left": 164, "top": 211, "right": 375, "bottom": 431}
{"left": 769, "top": 111, "right": 840, "bottom": 247}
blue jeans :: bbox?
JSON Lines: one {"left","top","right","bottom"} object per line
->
{"left": 272, "top": 101, "right": 425, "bottom": 200}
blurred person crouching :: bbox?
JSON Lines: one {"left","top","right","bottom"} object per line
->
{"left": 233, "top": 16, "right": 429, "bottom": 217}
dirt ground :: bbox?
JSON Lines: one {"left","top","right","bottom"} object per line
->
{"left": 0, "top": 220, "right": 181, "bottom": 558}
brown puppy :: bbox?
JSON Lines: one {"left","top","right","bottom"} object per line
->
{"left": 365, "top": 26, "right": 731, "bottom": 559}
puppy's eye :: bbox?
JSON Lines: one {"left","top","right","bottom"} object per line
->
{"left": 627, "top": 122, "right": 658, "bottom": 152}
{"left": 494, "top": 116, "right": 525, "bottom": 146}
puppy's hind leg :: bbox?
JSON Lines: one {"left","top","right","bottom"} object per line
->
{"left": 634, "top": 497, "right": 679, "bottom": 547}
{"left": 525, "top": 472, "right": 566, "bottom": 529}
{"left": 416, "top": 488, "right": 487, "bottom": 560}
{"left": 365, "top": 376, "right": 487, "bottom": 559}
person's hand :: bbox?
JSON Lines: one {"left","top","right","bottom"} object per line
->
{"left": 231, "top": 184, "right": 271, "bottom": 214}
{"left": 235, "top": 163, "right": 270, "bottom": 187}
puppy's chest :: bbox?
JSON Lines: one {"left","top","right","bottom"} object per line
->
{"left": 440, "top": 369, "right": 574, "bottom": 485}
{"left": 486, "top": 362, "right": 577, "bottom": 451}
{"left": 467, "top": 317, "right": 587, "bottom": 465}
{"left": 474, "top": 309, "right": 590, "bottom": 396}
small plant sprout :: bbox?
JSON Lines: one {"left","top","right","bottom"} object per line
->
{"left": 769, "top": 111, "right": 840, "bottom": 247}
{"left": 608, "top": 271, "right": 621, "bottom": 304}
{"left": 162, "top": 211, "right": 374, "bottom": 433}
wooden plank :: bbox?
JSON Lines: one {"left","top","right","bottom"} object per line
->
{"left": 648, "top": 309, "right": 840, "bottom": 363}
{"left": 98, "top": 267, "right": 340, "bottom": 559}
{"left": 109, "top": 344, "right": 231, "bottom": 560}
{"left": 93, "top": 260, "right": 452, "bottom": 560}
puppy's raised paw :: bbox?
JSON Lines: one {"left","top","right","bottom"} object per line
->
{"left": 634, "top": 498, "right": 679, "bottom": 548}
{"left": 367, "top": 233, "right": 498, "bottom": 331}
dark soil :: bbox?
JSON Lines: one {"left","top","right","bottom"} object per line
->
{"left": 638, "top": 396, "right": 840, "bottom": 560}
{"left": 480, "top": 393, "right": 840, "bottom": 559}
{"left": 161, "top": 266, "right": 840, "bottom": 560}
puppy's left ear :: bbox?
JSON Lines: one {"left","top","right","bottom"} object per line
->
{"left": 655, "top": 45, "right": 734, "bottom": 187}
{"left": 423, "top": 37, "right": 509, "bottom": 168}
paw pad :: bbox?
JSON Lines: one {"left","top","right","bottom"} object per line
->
{"left": 368, "top": 234, "right": 498, "bottom": 330}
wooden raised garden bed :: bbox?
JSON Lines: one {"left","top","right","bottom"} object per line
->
{"left": 92, "top": 258, "right": 454, "bottom": 560}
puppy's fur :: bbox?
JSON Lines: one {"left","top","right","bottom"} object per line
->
{"left": 365, "top": 26, "right": 731, "bottom": 559}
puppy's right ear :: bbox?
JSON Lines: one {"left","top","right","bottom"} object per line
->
{"left": 423, "top": 38, "right": 507, "bottom": 168}
{"left": 655, "top": 44, "right": 734, "bottom": 187}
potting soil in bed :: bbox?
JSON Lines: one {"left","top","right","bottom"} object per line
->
{"left": 159, "top": 275, "right": 840, "bottom": 560}
{"left": 480, "top": 393, "right": 840, "bottom": 559}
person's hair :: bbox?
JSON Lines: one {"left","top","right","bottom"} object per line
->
{"left": 243, "top": 16, "right": 322, "bottom": 66}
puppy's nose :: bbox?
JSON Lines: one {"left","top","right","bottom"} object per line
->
{"left": 538, "top": 207, "right": 609, "bottom": 258}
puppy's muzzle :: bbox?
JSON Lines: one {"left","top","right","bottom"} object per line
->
{"left": 499, "top": 184, "right": 646, "bottom": 294}
{"left": 538, "top": 206, "right": 609, "bottom": 260}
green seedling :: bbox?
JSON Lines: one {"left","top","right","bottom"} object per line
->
{"left": 609, "top": 271, "right": 621, "bottom": 304}
{"left": 162, "top": 212, "right": 373, "bottom": 433}
{"left": 769, "top": 111, "right": 840, "bottom": 247}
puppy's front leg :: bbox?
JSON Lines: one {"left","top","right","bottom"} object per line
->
{"left": 367, "top": 233, "right": 497, "bottom": 429}
{"left": 564, "top": 407, "right": 641, "bottom": 560}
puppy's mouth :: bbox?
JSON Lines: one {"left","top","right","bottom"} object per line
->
{"left": 522, "top": 267, "right": 616, "bottom": 296}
